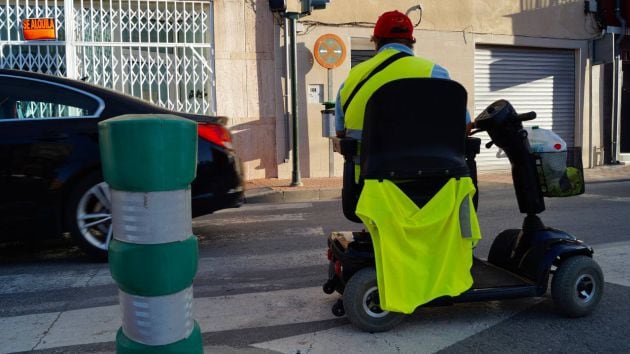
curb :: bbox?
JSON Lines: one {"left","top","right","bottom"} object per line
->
{"left": 243, "top": 182, "right": 514, "bottom": 204}
{"left": 243, "top": 161, "right": 629, "bottom": 205}
{"left": 243, "top": 176, "right": 630, "bottom": 204}
{"left": 244, "top": 188, "right": 341, "bottom": 204}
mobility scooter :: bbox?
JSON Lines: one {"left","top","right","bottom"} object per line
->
{"left": 323, "top": 78, "right": 603, "bottom": 332}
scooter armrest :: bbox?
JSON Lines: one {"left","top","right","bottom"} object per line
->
{"left": 331, "top": 137, "right": 358, "bottom": 158}
{"left": 466, "top": 137, "right": 481, "bottom": 158}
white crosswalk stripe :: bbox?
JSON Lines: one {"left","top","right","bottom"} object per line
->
{"left": 0, "top": 268, "right": 113, "bottom": 295}
{"left": 0, "top": 226, "right": 326, "bottom": 295}
{"left": 0, "top": 287, "right": 335, "bottom": 352}
{"left": 193, "top": 213, "right": 308, "bottom": 226}
{"left": 253, "top": 299, "right": 542, "bottom": 354}
{"left": 1, "top": 226, "right": 628, "bottom": 354}
{"left": 579, "top": 193, "right": 630, "bottom": 203}
{"left": 594, "top": 241, "right": 630, "bottom": 287}
{"left": 212, "top": 203, "right": 314, "bottom": 214}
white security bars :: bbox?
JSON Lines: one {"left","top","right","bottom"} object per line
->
{"left": 0, "top": 0, "right": 216, "bottom": 115}
{"left": 0, "top": 0, "right": 67, "bottom": 75}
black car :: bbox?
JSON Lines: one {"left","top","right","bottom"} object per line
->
{"left": 0, "top": 69, "right": 244, "bottom": 258}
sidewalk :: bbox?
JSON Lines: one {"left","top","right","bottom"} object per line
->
{"left": 244, "top": 163, "right": 630, "bottom": 204}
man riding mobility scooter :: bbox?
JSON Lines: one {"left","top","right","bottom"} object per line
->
{"left": 323, "top": 78, "right": 604, "bottom": 332}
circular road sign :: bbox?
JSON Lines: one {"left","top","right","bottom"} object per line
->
{"left": 314, "top": 34, "right": 347, "bottom": 69}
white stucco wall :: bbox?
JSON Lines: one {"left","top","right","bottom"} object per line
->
{"left": 214, "top": 0, "right": 602, "bottom": 179}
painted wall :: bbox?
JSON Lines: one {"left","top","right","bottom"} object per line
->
{"left": 214, "top": 0, "right": 280, "bottom": 180}
{"left": 214, "top": 0, "right": 603, "bottom": 179}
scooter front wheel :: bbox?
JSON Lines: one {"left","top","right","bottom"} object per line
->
{"left": 344, "top": 267, "right": 405, "bottom": 332}
{"left": 551, "top": 255, "right": 604, "bottom": 317}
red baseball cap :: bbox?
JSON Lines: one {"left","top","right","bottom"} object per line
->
{"left": 373, "top": 10, "right": 415, "bottom": 40}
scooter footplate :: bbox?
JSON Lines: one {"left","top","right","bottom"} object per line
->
{"left": 471, "top": 258, "right": 534, "bottom": 289}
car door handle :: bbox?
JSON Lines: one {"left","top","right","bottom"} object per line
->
{"left": 38, "top": 133, "right": 70, "bottom": 142}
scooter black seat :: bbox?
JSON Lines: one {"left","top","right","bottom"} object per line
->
{"left": 341, "top": 78, "right": 472, "bottom": 219}
{"left": 361, "top": 78, "right": 469, "bottom": 181}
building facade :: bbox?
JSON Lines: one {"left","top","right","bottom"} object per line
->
{"left": 2, "top": 0, "right": 628, "bottom": 180}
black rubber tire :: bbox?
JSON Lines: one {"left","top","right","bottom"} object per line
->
{"left": 551, "top": 256, "right": 604, "bottom": 318}
{"left": 344, "top": 267, "right": 405, "bottom": 332}
{"left": 323, "top": 281, "right": 335, "bottom": 294}
{"left": 487, "top": 229, "right": 520, "bottom": 268}
{"left": 332, "top": 300, "right": 345, "bottom": 317}
{"left": 64, "top": 173, "right": 110, "bottom": 261}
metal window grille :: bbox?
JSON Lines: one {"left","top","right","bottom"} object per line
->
{"left": 0, "top": 0, "right": 216, "bottom": 115}
{"left": 0, "top": 0, "right": 67, "bottom": 75}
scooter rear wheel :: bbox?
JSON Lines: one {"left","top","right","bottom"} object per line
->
{"left": 551, "top": 255, "right": 604, "bottom": 317}
{"left": 344, "top": 267, "right": 405, "bottom": 332}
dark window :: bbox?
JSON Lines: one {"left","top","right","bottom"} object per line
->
{"left": 351, "top": 50, "right": 375, "bottom": 67}
{"left": 0, "top": 76, "right": 100, "bottom": 119}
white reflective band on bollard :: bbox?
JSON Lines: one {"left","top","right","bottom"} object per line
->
{"left": 119, "top": 286, "right": 195, "bottom": 346}
{"left": 112, "top": 189, "right": 192, "bottom": 244}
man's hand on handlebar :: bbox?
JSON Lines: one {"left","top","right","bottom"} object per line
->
{"left": 466, "top": 122, "right": 475, "bottom": 136}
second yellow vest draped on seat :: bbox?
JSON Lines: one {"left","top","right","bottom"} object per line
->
{"left": 355, "top": 177, "right": 482, "bottom": 314}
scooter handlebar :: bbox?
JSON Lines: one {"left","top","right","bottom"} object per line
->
{"left": 517, "top": 111, "right": 536, "bottom": 121}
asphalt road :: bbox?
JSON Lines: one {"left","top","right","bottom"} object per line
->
{"left": 0, "top": 180, "right": 629, "bottom": 353}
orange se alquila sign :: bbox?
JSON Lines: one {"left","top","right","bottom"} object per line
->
{"left": 22, "top": 18, "right": 57, "bottom": 40}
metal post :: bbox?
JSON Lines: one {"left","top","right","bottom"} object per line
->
{"left": 64, "top": 0, "right": 78, "bottom": 79}
{"left": 287, "top": 13, "right": 302, "bottom": 186}
{"left": 283, "top": 17, "right": 291, "bottom": 163}
{"left": 610, "top": 0, "right": 627, "bottom": 164}
{"left": 327, "top": 68, "right": 335, "bottom": 177}
{"left": 615, "top": 53, "right": 623, "bottom": 161}
{"left": 99, "top": 114, "right": 203, "bottom": 354}
{"left": 611, "top": 33, "right": 620, "bottom": 164}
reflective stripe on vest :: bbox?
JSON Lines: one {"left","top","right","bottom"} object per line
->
{"left": 340, "top": 49, "right": 435, "bottom": 134}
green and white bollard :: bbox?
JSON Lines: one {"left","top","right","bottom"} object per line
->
{"left": 99, "top": 114, "right": 203, "bottom": 354}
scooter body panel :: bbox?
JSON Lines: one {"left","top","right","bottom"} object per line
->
{"left": 512, "top": 228, "right": 593, "bottom": 287}
{"left": 326, "top": 227, "right": 594, "bottom": 304}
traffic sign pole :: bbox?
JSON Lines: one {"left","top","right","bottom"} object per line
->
{"left": 328, "top": 68, "right": 334, "bottom": 177}
{"left": 287, "top": 13, "right": 303, "bottom": 187}
{"left": 314, "top": 34, "right": 346, "bottom": 178}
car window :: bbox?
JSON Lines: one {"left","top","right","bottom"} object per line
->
{"left": 14, "top": 100, "right": 88, "bottom": 119}
{"left": 0, "top": 75, "right": 102, "bottom": 120}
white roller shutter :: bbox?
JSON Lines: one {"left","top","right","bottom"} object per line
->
{"left": 474, "top": 46, "right": 576, "bottom": 170}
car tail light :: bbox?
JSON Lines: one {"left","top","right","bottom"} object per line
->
{"left": 198, "top": 123, "right": 233, "bottom": 149}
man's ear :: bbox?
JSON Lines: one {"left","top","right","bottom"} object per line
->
{"left": 371, "top": 36, "right": 381, "bottom": 50}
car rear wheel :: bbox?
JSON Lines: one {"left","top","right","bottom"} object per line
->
{"left": 65, "top": 174, "right": 112, "bottom": 260}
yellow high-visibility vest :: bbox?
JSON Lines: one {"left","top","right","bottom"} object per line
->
{"left": 339, "top": 48, "right": 435, "bottom": 137}
{"left": 355, "top": 177, "right": 482, "bottom": 314}
{"left": 339, "top": 49, "right": 435, "bottom": 181}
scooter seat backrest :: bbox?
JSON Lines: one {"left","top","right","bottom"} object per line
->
{"left": 360, "top": 78, "right": 469, "bottom": 181}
